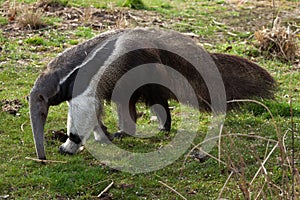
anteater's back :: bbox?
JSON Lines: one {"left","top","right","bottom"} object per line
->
{"left": 96, "top": 28, "right": 276, "bottom": 111}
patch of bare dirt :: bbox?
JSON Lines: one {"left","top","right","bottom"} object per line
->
{"left": 1, "top": 99, "right": 22, "bottom": 115}
{"left": 0, "top": 1, "right": 298, "bottom": 47}
{"left": 47, "top": 129, "right": 68, "bottom": 142}
{"left": 0, "top": 1, "right": 179, "bottom": 38}
{"left": 218, "top": 0, "right": 300, "bottom": 33}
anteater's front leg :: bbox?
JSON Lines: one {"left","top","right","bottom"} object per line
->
{"left": 113, "top": 98, "right": 138, "bottom": 138}
{"left": 59, "top": 96, "right": 100, "bottom": 155}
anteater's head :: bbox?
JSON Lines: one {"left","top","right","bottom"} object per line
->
{"left": 29, "top": 29, "right": 125, "bottom": 159}
{"left": 29, "top": 71, "right": 60, "bottom": 160}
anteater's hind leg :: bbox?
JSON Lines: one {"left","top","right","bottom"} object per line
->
{"left": 148, "top": 95, "right": 171, "bottom": 132}
{"left": 112, "top": 93, "right": 171, "bottom": 139}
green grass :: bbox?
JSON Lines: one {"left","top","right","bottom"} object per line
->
{"left": 122, "top": 0, "right": 146, "bottom": 9}
{"left": 25, "top": 36, "right": 47, "bottom": 45}
{"left": 74, "top": 27, "right": 95, "bottom": 39}
{"left": 0, "top": 16, "right": 8, "bottom": 25}
{"left": 0, "top": 0, "right": 299, "bottom": 199}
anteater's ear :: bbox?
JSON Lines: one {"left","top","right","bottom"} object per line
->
{"left": 55, "top": 67, "right": 79, "bottom": 105}
{"left": 48, "top": 85, "right": 64, "bottom": 106}
{"left": 48, "top": 74, "right": 75, "bottom": 106}
{"left": 26, "top": 94, "right": 42, "bottom": 102}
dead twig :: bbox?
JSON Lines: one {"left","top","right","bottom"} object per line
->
{"left": 263, "top": 140, "right": 270, "bottom": 161}
{"left": 90, "top": 179, "right": 111, "bottom": 187}
{"left": 227, "top": 99, "right": 278, "bottom": 134}
{"left": 25, "top": 157, "right": 67, "bottom": 164}
{"left": 254, "top": 180, "right": 267, "bottom": 200}
{"left": 282, "top": 129, "right": 292, "bottom": 171}
{"left": 20, "top": 121, "right": 26, "bottom": 132}
{"left": 250, "top": 142, "right": 278, "bottom": 185}
{"left": 218, "top": 123, "right": 224, "bottom": 166}
{"left": 182, "top": 133, "right": 277, "bottom": 171}
{"left": 97, "top": 181, "right": 114, "bottom": 198}
{"left": 158, "top": 181, "right": 187, "bottom": 200}
{"left": 218, "top": 171, "right": 234, "bottom": 199}
{"left": 286, "top": 75, "right": 296, "bottom": 199}
{"left": 190, "top": 142, "right": 228, "bottom": 167}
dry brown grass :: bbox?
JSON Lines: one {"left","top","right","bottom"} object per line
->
{"left": 183, "top": 99, "right": 299, "bottom": 199}
{"left": 1, "top": 1, "right": 46, "bottom": 30}
{"left": 17, "top": 9, "right": 46, "bottom": 30}
{"left": 115, "top": 11, "right": 132, "bottom": 29}
{"left": 1, "top": 0, "right": 18, "bottom": 21}
{"left": 37, "top": 0, "right": 69, "bottom": 8}
{"left": 255, "top": 17, "right": 299, "bottom": 62}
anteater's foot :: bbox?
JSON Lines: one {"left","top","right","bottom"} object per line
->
{"left": 158, "top": 126, "right": 170, "bottom": 132}
{"left": 111, "top": 130, "right": 130, "bottom": 139}
{"left": 59, "top": 139, "right": 80, "bottom": 155}
{"left": 191, "top": 150, "right": 210, "bottom": 163}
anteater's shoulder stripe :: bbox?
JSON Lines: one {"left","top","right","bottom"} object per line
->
{"left": 57, "top": 31, "right": 121, "bottom": 84}
{"left": 46, "top": 29, "right": 126, "bottom": 105}
{"left": 48, "top": 29, "right": 126, "bottom": 82}
{"left": 50, "top": 31, "right": 124, "bottom": 105}
{"left": 65, "top": 35, "right": 121, "bottom": 98}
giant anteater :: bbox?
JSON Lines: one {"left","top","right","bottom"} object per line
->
{"left": 29, "top": 28, "right": 275, "bottom": 159}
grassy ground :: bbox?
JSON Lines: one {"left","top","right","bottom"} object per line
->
{"left": 0, "top": 0, "right": 299, "bottom": 199}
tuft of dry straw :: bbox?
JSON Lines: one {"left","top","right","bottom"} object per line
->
{"left": 17, "top": 8, "right": 46, "bottom": 30}
{"left": 1, "top": 1, "right": 46, "bottom": 30}
{"left": 254, "top": 17, "right": 299, "bottom": 62}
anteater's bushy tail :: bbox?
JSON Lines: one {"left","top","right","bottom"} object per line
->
{"left": 211, "top": 53, "right": 276, "bottom": 101}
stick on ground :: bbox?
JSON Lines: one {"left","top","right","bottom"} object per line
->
{"left": 97, "top": 181, "right": 114, "bottom": 198}
{"left": 25, "top": 157, "right": 67, "bottom": 164}
{"left": 158, "top": 181, "right": 187, "bottom": 200}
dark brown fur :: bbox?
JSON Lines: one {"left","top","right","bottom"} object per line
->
{"left": 210, "top": 53, "right": 275, "bottom": 100}
{"left": 94, "top": 47, "right": 276, "bottom": 134}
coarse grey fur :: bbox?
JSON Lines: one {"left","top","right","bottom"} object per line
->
{"left": 29, "top": 28, "right": 276, "bottom": 159}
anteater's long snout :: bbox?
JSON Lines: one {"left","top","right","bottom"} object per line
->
{"left": 29, "top": 91, "right": 49, "bottom": 160}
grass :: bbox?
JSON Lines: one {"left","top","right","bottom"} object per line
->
{"left": 0, "top": 0, "right": 299, "bottom": 199}
{"left": 122, "top": 0, "right": 146, "bottom": 9}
